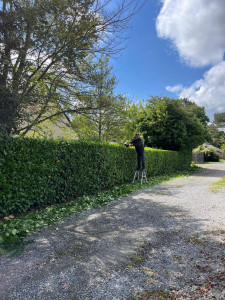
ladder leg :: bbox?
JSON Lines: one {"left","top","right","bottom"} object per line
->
{"left": 133, "top": 171, "right": 137, "bottom": 182}
{"left": 141, "top": 170, "right": 147, "bottom": 185}
{"left": 144, "top": 170, "right": 147, "bottom": 182}
{"left": 133, "top": 170, "right": 141, "bottom": 182}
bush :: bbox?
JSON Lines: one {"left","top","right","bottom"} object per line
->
{"left": 203, "top": 147, "right": 220, "bottom": 162}
{"left": 193, "top": 144, "right": 220, "bottom": 162}
{"left": 0, "top": 136, "right": 192, "bottom": 217}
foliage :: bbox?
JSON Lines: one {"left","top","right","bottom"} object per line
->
{"left": 206, "top": 112, "right": 225, "bottom": 148}
{"left": 0, "top": 166, "right": 198, "bottom": 250}
{"left": 0, "top": 0, "right": 143, "bottom": 135}
{"left": 136, "top": 96, "right": 207, "bottom": 151}
{"left": 221, "top": 144, "right": 225, "bottom": 150}
{"left": 206, "top": 123, "right": 225, "bottom": 148}
{"left": 193, "top": 144, "right": 205, "bottom": 152}
{"left": 208, "top": 124, "right": 225, "bottom": 148}
{"left": 0, "top": 135, "right": 192, "bottom": 218}
{"left": 25, "top": 111, "right": 78, "bottom": 139}
{"left": 70, "top": 54, "right": 128, "bottom": 141}
{"left": 203, "top": 147, "right": 220, "bottom": 162}
{"left": 180, "top": 98, "right": 209, "bottom": 125}
{"left": 121, "top": 101, "right": 146, "bottom": 142}
{"left": 194, "top": 144, "right": 220, "bottom": 162}
{"left": 214, "top": 112, "right": 225, "bottom": 127}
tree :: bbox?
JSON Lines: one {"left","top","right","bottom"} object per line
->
{"left": 205, "top": 112, "right": 225, "bottom": 147}
{"left": 214, "top": 112, "right": 225, "bottom": 127}
{"left": 70, "top": 54, "right": 127, "bottom": 141}
{"left": 120, "top": 100, "right": 145, "bottom": 141}
{"left": 206, "top": 123, "right": 225, "bottom": 148}
{"left": 136, "top": 96, "right": 207, "bottom": 151}
{"left": 180, "top": 98, "right": 209, "bottom": 126}
{"left": 0, "top": 0, "right": 143, "bottom": 135}
{"left": 71, "top": 95, "right": 128, "bottom": 141}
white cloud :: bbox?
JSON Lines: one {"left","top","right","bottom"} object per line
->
{"left": 156, "top": 0, "right": 225, "bottom": 67}
{"left": 156, "top": 0, "right": 225, "bottom": 119}
{"left": 170, "top": 61, "right": 225, "bottom": 119}
{"left": 166, "top": 84, "right": 183, "bottom": 93}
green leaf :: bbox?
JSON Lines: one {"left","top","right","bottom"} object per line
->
{"left": 12, "top": 229, "right": 17, "bottom": 235}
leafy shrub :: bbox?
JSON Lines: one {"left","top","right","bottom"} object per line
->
{"left": 193, "top": 144, "right": 220, "bottom": 162}
{"left": 0, "top": 136, "right": 191, "bottom": 217}
{"left": 193, "top": 144, "right": 205, "bottom": 152}
{"left": 203, "top": 147, "right": 220, "bottom": 162}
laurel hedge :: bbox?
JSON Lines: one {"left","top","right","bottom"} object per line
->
{"left": 0, "top": 136, "right": 191, "bottom": 218}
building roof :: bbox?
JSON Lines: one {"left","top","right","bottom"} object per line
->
{"left": 204, "top": 142, "right": 225, "bottom": 153}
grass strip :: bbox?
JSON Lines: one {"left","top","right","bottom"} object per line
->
{"left": 209, "top": 176, "right": 225, "bottom": 193}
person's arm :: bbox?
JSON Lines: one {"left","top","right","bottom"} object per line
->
{"left": 130, "top": 139, "right": 138, "bottom": 146}
{"left": 125, "top": 139, "right": 135, "bottom": 146}
{"left": 129, "top": 140, "right": 135, "bottom": 146}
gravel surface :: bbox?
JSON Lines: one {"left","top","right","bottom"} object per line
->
{"left": 0, "top": 162, "right": 225, "bottom": 300}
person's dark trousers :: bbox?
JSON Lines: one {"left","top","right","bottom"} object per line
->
{"left": 137, "top": 151, "right": 145, "bottom": 170}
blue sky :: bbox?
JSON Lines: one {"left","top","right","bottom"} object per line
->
{"left": 111, "top": 0, "right": 225, "bottom": 121}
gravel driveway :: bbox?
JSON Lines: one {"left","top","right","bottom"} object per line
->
{"left": 1, "top": 162, "right": 225, "bottom": 300}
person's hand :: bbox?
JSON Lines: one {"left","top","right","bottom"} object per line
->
{"left": 125, "top": 142, "right": 131, "bottom": 147}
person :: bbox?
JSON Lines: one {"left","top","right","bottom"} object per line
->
{"left": 127, "top": 133, "right": 145, "bottom": 171}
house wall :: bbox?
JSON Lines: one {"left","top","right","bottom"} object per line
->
{"left": 192, "top": 152, "right": 204, "bottom": 163}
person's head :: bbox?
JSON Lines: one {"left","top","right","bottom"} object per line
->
{"left": 134, "top": 133, "right": 140, "bottom": 139}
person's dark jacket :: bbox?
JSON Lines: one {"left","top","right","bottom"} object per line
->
{"left": 131, "top": 137, "right": 144, "bottom": 154}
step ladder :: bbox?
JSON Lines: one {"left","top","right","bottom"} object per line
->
{"left": 133, "top": 169, "right": 147, "bottom": 185}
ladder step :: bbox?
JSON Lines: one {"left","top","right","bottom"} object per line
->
{"left": 133, "top": 170, "right": 147, "bottom": 184}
